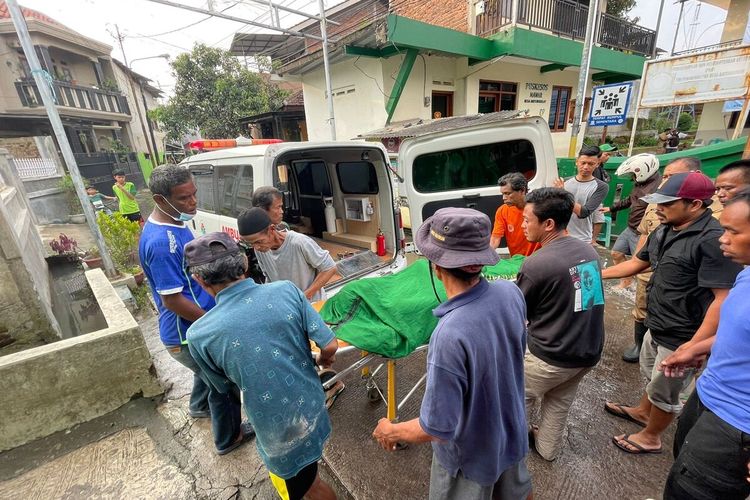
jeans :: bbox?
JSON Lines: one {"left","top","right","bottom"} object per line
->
{"left": 664, "top": 392, "right": 750, "bottom": 500}
{"left": 167, "top": 344, "right": 242, "bottom": 452}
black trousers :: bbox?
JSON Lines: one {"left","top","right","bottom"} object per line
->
{"left": 664, "top": 391, "right": 750, "bottom": 500}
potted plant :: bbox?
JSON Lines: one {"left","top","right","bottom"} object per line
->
{"left": 58, "top": 174, "right": 85, "bottom": 223}
{"left": 81, "top": 246, "right": 103, "bottom": 269}
{"left": 126, "top": 265, "right": 145, "bottom": 285}
{"left": 48, "top": 233, "right": 79, "bottom": 264}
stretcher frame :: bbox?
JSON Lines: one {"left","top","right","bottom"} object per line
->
{"left": 317, "top": 342, "right": 429, "bottom": 422}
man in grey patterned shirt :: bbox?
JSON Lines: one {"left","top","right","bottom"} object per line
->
{"left": 554, "top": 145, "right": 610, "bottom": 243}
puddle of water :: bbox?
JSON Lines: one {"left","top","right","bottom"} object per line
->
{"left": 48, "top": 257, "right": 108, "bottom": 339}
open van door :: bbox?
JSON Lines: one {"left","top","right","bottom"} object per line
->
{"left": 398, "top": 115, "right": 557, "bottom": 230}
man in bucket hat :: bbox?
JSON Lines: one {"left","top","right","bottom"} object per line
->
{"left": 372, "top": 208, "right": 532, "bottom": 500}
{"left": 602, "top": 172, "right": 742, "bottom": 456}
{"left": 184, "top": 232, "right": 338, "bottom": 500}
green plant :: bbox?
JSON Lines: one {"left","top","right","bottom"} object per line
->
{"left": 131, "top": 284, "right": 153, "bottom": 313}
{"left": 96, "top": 211, "right": 140, "bottom": 271}
{"left": 100, "top": 78, "right": 120, "bottom": 92}
{"left": 58, "top": 174, "right": 82, "bottom": 214}
{"left": 634, "top": 134, "right": 659, "bottom": 147}
{"left": 84, "top": 245, "right": 100, "bottom": 258}
{"left": 677, "top": 112, "right": 694, "bottom": 132}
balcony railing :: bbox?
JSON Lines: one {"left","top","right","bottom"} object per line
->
{"left": 14, "top": 79, "right": 131, "bottom": 115}
{"left": 475, "top": 0, "right": 656, "bottom": 56}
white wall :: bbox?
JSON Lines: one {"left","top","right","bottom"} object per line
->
{"left": 302, "top": 55, "right": 600, "bottom": 156}
{"left": 302, "top": 57, "right": 389, "bottom": 141}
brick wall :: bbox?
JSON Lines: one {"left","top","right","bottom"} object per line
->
{"left": 391, "top": 0, "right": 469, "bottom": 32}
{"left": 0, "top": 137, "right": 40, "bottom": 158}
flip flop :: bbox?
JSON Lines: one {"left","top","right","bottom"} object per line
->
{"left": 325, "top": 381, "right": 345, "bottom": 410}
{"left": 604, "top": 402, "right": 647, "bottom": 427}
{"left": 216, "top": 421, "right": 255, "bottom": 456}
{"left": 612, "top": 434, "right": 662, "bottom": 455}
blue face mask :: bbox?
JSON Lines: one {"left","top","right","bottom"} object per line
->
{"left": 159, "top": 196, "right": 195, "bottom": 222}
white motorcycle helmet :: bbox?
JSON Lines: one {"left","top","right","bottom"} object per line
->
{"left": 615, "top": 153, "right": 660, "bottom": 183}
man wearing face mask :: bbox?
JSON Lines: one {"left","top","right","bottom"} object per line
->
{"left": 139, "top": 165, "right": 253, "bottom": 456}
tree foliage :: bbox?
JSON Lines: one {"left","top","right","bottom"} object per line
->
{"left": 605, "top": 0, "right": 639, "bottom": 23}
{"left": 150, "top": 44, "right": 289, "bottom": 142}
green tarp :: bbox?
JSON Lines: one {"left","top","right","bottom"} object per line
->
{"left": 319, "top": 256, "right": 525, "bottom": 358}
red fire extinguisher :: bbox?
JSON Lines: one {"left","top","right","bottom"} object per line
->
{"left": 376, "top": 228, "right": 386, "bottom": 256}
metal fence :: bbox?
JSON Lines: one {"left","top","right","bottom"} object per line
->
{"left": 474, "top": 0, "right": 656, "bottom": 56}
{"left": 13, "top": 157, "right": 59, "bottom": 179}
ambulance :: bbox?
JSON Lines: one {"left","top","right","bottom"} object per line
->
{"left": 178, "top": 112, "right": 558, "bottom": 296}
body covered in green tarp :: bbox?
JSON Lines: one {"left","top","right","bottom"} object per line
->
{"left": 318, "top": 256, "right": 525, "bottom": 358}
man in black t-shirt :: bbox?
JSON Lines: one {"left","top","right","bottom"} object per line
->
{"left": 602, "top": 172, "right": 742, "bottom": 456}
{"left": 516, "top": 188, "right": 605, "bottom": 461}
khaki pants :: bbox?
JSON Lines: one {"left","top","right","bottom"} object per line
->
{"left": 632, "top": 277, "right": 648, "bottom": 322}
{"left": 524, "top": 351, "right": 592, "bottom": 461}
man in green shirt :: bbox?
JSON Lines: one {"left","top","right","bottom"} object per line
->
{"left": 112, "top": 170, "right": 142, "bottom": 223}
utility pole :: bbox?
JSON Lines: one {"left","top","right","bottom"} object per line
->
{"left": 318, "top": 0, "right": 336, "bottom": 140}
{"left": 652, "top": 0, "right": 666, "bottom": 58}
{"left": 7, "top": 0, "right": 116, "bottom": 276}
{"left": 671, "top": 0, "right": 689, "bottom": 127}
{"left": 567, "top": 0, "right": 600, "bottom": 158}
{"left": 114, "top": 24, "right": 128, "bottom": 67}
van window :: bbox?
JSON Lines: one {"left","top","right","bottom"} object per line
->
{"left": 293, "top": 160, "right": 332, "bottom": 196}
{"left": 191, "top": 166, "right": 216, "bottom": 213}
{"left": 412, "top": 139, "right": 536, "bottom": 193}
{"left": 337, "top": 162, "right": 378, "bottom": 194}
{"left": 216, "top": 165, "right": 254, "bottom": 217}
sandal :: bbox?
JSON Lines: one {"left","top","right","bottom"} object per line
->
{"left": 612, "top": 434, "right": 662, "bottom": 455}
{"left": 604, "top": 402, "right": 647, "bottom": 427}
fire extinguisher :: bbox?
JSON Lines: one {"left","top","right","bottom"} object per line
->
{"left": 376, "top": 228, "right": 386, "bottom": 256}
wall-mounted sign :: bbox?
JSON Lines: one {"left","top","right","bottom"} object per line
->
{"left": 640, "top": 46, "right": 750, "bottom": 108}
{"left": 588, "top": 82, "right": 633, "bottom": 126}
{"left": 523, "top": 82, "right": 549, "bottom": 104}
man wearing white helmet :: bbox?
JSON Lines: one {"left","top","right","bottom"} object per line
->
{"left": 603, "top": 154, "right": 661, "bottom": 289}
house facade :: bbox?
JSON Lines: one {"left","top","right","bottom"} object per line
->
{"left": 232, "top": 0, "right": 654, "bottom": 156}
{"left": 0, "top": 1, "right": 163, "bottom": 183}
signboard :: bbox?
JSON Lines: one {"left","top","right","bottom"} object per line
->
{"left": 640, "top": 46, "right": 750, "bottom": 108}
{"left": 588, "top": 82, "right": 633, "bottom": 126}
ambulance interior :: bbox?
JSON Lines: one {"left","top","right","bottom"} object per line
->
{"left": 271, "top": 146, "right": 399, "bottom": 282}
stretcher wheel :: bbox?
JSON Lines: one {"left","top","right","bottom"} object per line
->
{"left": 367, "top": 386, "right": 380, "bottom": 403}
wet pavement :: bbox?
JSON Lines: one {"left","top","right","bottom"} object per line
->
{"left": 0, "top": 249, "right": 677, "bottom": 499}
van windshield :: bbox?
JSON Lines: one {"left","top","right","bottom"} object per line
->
{"left": 412, "top": 139, "right": 536, "bottom": 193}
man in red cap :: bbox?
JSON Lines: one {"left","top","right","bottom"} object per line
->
{"left": 602, "top": 171, "right": 742, "bottom": 455}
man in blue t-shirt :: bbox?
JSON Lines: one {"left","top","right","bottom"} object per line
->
{"left": 659, "top": 188, "right": 750, "bottom": 500}
{"left": 372, "top": 208, "right": 531, "bottom": 500}
{"left": 139, "top": 165, "right": 250, "bottom": 455}
{"left": 184, "top": 232, "right": 338, "bottom": 500}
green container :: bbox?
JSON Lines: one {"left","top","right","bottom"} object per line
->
{"left": 556, "top": 137, "right": 746, "bottom": 238}
{"left": 136, "top": 152, "right": 165, "bottom": 184}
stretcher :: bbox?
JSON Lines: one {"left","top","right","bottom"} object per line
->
{"left": 311, "top": 301, "right": 428, "bottom": 423}
{"left": 311, "top": 256, "right": 525, "bottom": 423}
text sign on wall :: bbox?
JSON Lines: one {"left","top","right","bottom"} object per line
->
{"left": 588, "top": 82, "right": 633, "bottom": 126}
{"left": 640, "top": 46, "right": 750, "bottom": 108}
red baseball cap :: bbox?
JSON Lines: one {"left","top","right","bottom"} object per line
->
{"left": 641, "top": 171, "right": 715, "bottom": 204}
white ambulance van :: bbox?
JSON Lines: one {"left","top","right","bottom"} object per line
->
{"left": 178, "top": 112, "right": 557, "bottom": 296}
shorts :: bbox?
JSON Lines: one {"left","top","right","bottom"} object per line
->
{"left": 593, "top": 205, "right": 605, "bottom": 224}
{"left": 640, "top": 330, "right": 695, "bottom": 414}
{"left": 123, "top": 212, "right": 143, "bottom": 223}
{"left": 269, "top": 461, "right": 318, "bottom": 500}
{"left": 429, "top": 454, "right": 532, "bottom": 500}
{"left": 612, "top": 226, "right": 639, "bottom": 256}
